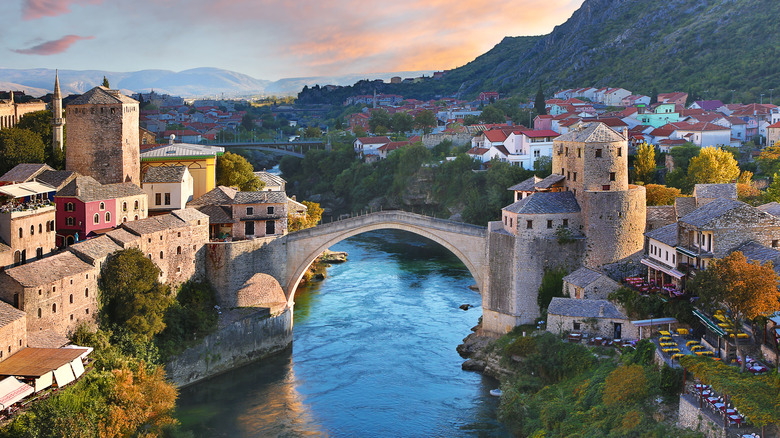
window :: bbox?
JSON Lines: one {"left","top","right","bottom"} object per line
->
{"left": 123, "top": 217, "right": 127, "bottom": 223}
{"left": 18, "top": 228, "right": 22, "bottom": 238}
{"left": 160, "top": 251, "right": 164, "bottom": 259}
{"left": 577, "top": 148, "right": 581, "bottom": 158}
{"left": 105, "top": 212, "right": 111, "bottom": 222}
{"left": 245, "top": 221, "right": 255, "bottom": 236}
{"left": 30, "top": 225, "right": 34, "bottom": 236}
{"left": 38, "top": 224, "right": 42, "bottom": 234}
{"left": 266, "top": 220, "right": 275, "bottom": 235}
{"left": 177, "top": 232, "right": 181, "bottom": 237}
{"left": 533, "top": 150, "right": 540, "bottom": 158}
{"left": 93, "top": 213, "right": 99, "bottom": 224}
{"left": 135, "top": 215, "right": 139, "bottom": 220}
{"left": 618, "top": 147, "right": 623, "bottom": 157}
{"left": 665, "top": 251, "right": 668, "bottom": 261}
{"left": 38, "top": 308, "right": 41, "bottom": 318}
{"left": 565, "top": 147, "right": 569, "bottom": 156}
{"left": 69, "top": 294, "right": 73, "bottom": 304}
{"left": 164, "top": 193, "right": 171, "bottom": 205}
{"left": 134, "top": 200, "right": 139, "bottom": 210}
{"left": 573, "top": 172, "right": 577, "bottom": 182}
{"left": 567, "top": 171, "right": 570, "bottom": 180}
{"left": 99, "top": 202, "right": 105, "bottom": 210}
{"left": 526, "top": 220, "right": 533, "bottom": 229}
{"left": 773, "top": 240, "right": 779, "bottom": 248}
{"left": 609, "top": 172, "right": 616, "bottom": 181}
{"left": 595, "top": 149, "right": 602, "bottom": 158}
{"left": 267, "top": 206, "right": 274, "bottom": 215}
{"left": 562, "top": 219, "right": 569, "bottom": 228}
{"left": 155, "top": 193, "right": 161, "bottom": 205}
{"left": 504, "top": 216, "right": 507, "bottom": 225}
{"left": 85, "top": 288, "right": 89, "bottom": 297}
{"left": 177, "top": 246, "right": 182, "bottom": 255}
{"left": 36, "top": 247, "right": 43, "bottom": 258}
{"left": 573, "top": 321, "right": 581, "bottom": 330}
{"left": 547, "top": 220, "right": 553, "bottom": 229}
{"left": 52, "top": 303, "right": 56, "bottom": 313}
{"left": 122, "top": 202, "right": 127, "bottom": 211}
{"left": 561, "top": 168, "right": 564, "bottom": 175}
{"left": 247, "top": 207, "right": 254, "bottom": 215}
{"left": 602, "top": 185, "right": 610, "bottom": 191}
{"left": 65, "top": 202, "right": 74, "bottom": 212}
{"left": 509, "top": 217, "right": 513, "bottom": 228}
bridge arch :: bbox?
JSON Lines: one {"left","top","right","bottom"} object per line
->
{"left": 283, "top": 211, "right": 487, "bottom": 306}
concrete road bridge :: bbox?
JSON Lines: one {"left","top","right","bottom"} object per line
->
{"left": 208, "top": 140, "right": 325, "bottom": 158}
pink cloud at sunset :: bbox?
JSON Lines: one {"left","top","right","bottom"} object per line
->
{"left": 12, "top": 35, "right": 94, "bottom": 55}
{"left": 22, "top": 0, "right": 102, "bottom": 20}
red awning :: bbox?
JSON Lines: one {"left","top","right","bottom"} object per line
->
{"left": 0, "top": 377, "right": 33, "bottom": 408}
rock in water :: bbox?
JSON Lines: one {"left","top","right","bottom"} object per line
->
{"left": 459, "top": 304, "right": 473, "bottom": 311}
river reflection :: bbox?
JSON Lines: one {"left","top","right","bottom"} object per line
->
{"left": 176, "top": 230, "right": 510, "bottom": 437}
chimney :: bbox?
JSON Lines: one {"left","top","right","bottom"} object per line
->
{"left": 599, "top": 305, "right": 605, "bottom": 317}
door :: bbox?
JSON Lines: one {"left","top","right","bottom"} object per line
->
{"left": 266, "top": 220, "right": 275, "bottom": 235}
{"left": 614, "top": 323, "right": 622, "bottom": 340}
{"left": 245, "top": 221, "right": 255, "bottom": 237}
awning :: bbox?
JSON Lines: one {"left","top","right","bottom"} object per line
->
{"left": 0, "top": 377, "right": 33, "bottom": 408}
{"left": 34, "top": 372, "right": 52, "bottom": 393}
{"left": 641, "top": 258, "right": 685, "bottom": 279}
{"left": 53, "top": 364, "right": 75, "bottom": 388}
{"left": 631, "top": 317, "right": 678, "bottom": 327}
{"left": 0, "top": 181, "right": 56, "bottom": 199}
{"left": 693, "top": 309, "right": 726, "bottom": 337}
{"left": 677, "top": 247, "right": 699, "bottom": 258}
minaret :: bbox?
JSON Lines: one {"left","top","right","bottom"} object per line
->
{"left": 52, "top": 70, "right": 64, "bottom": 151}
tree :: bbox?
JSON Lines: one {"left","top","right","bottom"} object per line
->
{"left": 98, "top": 248, "right": 174, "bottom": 341}
{"left": 533, "top": 155, "right": 552, "bottom": 176}
{"left": 241, "top": 113, "right": 256, "bottom": 131}
{"left": 534, "top": 83, "right": 547, "bottom": 115}
{"left": 288, "top": 200, "right": 324, "bottom": 232}
{"left": 645, "top": 184, "right": 681, "bottom": 206}
{"left": 603, "top": 364, "right": 648, "bottom": 406}
{"left": 687, "top": 146, "right": 740, "bottom": 184}
{"left": 688, "top": 251, "right": 780, "bottom": 371}
{"left": 479, "top": 106, "right": 505, "bottom": 124}
{"left": 368, "top": 109, "right": 391, "bottom": 133}
{"left": 216, "top": 151, "right": 264, "bottom": 191}
{"left": 669, "top": 143, "right": 700, "bottom": 172}
{"left": 537, "top": 266, "right": 567, "bottom": 313}
{"left": 102, "top": 76, "right": 109, "bottom": 88}
{"left": 414, "top": 110, "right": 437, "bottom": 135}
{"left": 634, "top": 142, "right": 656, "bottom": 184}
{"left": 390, "top": 112, "right": 414, "bottom": 133}
{"left": 0, "top": 127, "right": 45, "bottom": 174}
{"left": 650, "top": 87, "right": 658, "bottom": 105}
{"left": 757, "top": 144, "right": 780, "bottom": 177}
{"left": 353, "top": 126, "right": 367, "bottom": 138}
{"left": 765, "top": 172, "right": 780, "bottom": 203}
{"left": 304, "top": 126, "right": 321, "bottom": 139}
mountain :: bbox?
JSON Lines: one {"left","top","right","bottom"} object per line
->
{"left": 299, "top": 0, "right": 780, "bottom": 103}
{"left": 0, "top": 68, "right": 433, "bottom": 98}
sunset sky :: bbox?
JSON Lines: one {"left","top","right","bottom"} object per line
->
{"left": 2, "top": 0, "right": 584, "bottom": 80}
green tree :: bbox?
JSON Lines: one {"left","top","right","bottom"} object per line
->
{"left": 634, "top": 142, "right": 656, "bottom": 184}
{"left": 534, "top": 83, "right": 547, "bottom": 116}
{"left": 368, "top": 109, "right": 391, "bottom": 133}
{"left": 98, "top": 248, "right": 174, "bottom": 342}
{"left": 304, "top": 126, "right": 321, "bottom": 138}
{"left": 687, "top": 146, "right": 740, "bottom": 184}
{"left": 102, "top": 76, "right": 109, "bottom": 88}
{"left": 669, "top": 143, "right": 700, "bottom": 172}
{"left": 414, "top": 110, "right": 438, "bottom": 134}
{"left": 533, "top": 155, "right": 552, "bottom": 176}
{"left": 390, "top": 112, "right": 414, "bottom": 133}
{"left": 765, "top": 172, "right": 780, "bottom": 203}
{"left": 216, "top": 151, "right": 264, "bottom": 191}
{"left": 480, "top": 106, "right": 506, "bottom": 124}
{"left": 688, "top": 251, "right": 780, "bottom": 371}
{"left": 0, "top": 127, "right": 45, "bottom": 174}
{"left": 757, "top": 144, "right": 780, "bottom": 177}
{"left": 16, "top": 109, "right": 65, "bottom": 169}
{"left": 241, "top": 113, "right": 256, "bottom": 131}
{"left": 537, "top": 266, "right": 567, "bottom": 313}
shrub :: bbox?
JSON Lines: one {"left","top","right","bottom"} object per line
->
{"left": 603, "top": 364, "right": 648, "bottom": 406}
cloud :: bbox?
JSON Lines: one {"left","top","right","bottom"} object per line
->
{"left": 12, "top": 35, "right": 95, "bottom": 55}
{"left": 22, "top": 0, "right": 103, "bottom": 20}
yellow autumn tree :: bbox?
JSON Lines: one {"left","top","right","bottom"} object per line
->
{"left": 645, "top": 184, "right": 681, "bottom": 206}
{"left": 634, "top": 142, "right": 656, "bottom": 184}
{"left": 603, "top": 364, "right": 648, "bottom": 406}
{"left": 687, "top": 146, "right": 740, "bottom": 184}
{"left": 287, "top": 200, "right": 323, "bottom": 232}
{"left": 688, "top": 251, "right": 780, "bottom": 371}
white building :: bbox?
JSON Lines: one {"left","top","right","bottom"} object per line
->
{"left": 142, "top": 166, "right": 194, "bottom": 212}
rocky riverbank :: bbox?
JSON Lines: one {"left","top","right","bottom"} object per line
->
{"left": 299, "top": 250, "right": 348, "bottom": 284}
{"left": 456, "top": 325, "right": 515, "bottom": 381}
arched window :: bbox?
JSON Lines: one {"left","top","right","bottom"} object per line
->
{"left": 93, "top": 213, "right": 99, "bottom": 224}
{"left": 134, "top": 215, "right": 138, "bottom": 220}
{"left": 36, "top": 247, "right": 43, "bottom": 259}
{"left": 38, "top": 224, "right": 42, "bottom": 233}
{"left": 122, "top": 202, "right": 127, "bottom": 211}
{"left": 69, "top": 294, "right": 73, "bottom": 304}
{"left": 37, "top": 308, "right": 41, "bottom": 318}
{"left": 85, "top": 288, "right": 89, "bottom": 297}
{"left": 159, "top": 251, "right": 164, "bottom": 259}
{"left": 18, "top": 227, "right": 22, "bottom": 238}
{"left": 176, "top": 246, "right": 182, "bottom": 255}
{"left": 46, "top": 222, "right": 50, "bottom": 232}
{"left": 66, "top": 217, "right": 75, "bottom": 226}
{"left": 30, "top": 225, "right": 34, "bottom": 236}
{"left": 99, "top": 202, "right": 105, "bottom": 210}
{"left": 134, "top": 200, "right": 139, "bottom": 210}
{"left": 52, "top": 303, "right": 56, "bottom": 313}
{"left": 123, "top": 217, "right": 127, "bottom": 223}
{"left": 105, "top": 212, "right": 111, "bottom": 222}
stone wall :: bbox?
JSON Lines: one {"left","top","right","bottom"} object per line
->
{"left": 420, "top": 132, "right": 472, "bottom": 149}
{"left": 0, "top": 302, "right": 26, "bottom": 361}
{"left": 546, "top": 314, "right": 637, "bottom": 339}
{"left": 583, "top": 185, "right": 646, "bottom": 268}
{"left": 0, "top": 207, "right": 57, "bottom": 267}
{"left": 677, "top": 394, "right": 726, "bottom": 438}
{"left": 165, "top": 307, "right": 293, "bottom": 387}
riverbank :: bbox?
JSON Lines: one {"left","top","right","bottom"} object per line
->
{"left": 298, "top": 250, "right": 348, "bottom": 284}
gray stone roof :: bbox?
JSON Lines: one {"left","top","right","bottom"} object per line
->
{"left": 674, "top": 197, "right": 697, "bottom": 219}
{"left": 3, "top": 252, "right": 94, "bottom": 287}
{"left": 0, "top": 163, "right": 52, "bottom": 183}
{"left": 508, "top": 174, "right": 565, "bottom": 192}
{"left": 187, "top": 186, "right": 237, "bottom": 206}
{"left": 68, "top": 86, "right": 137, "bottom": 105}
{"left": 233, "top": 191, "right": 288, "bottom": 205}
{"left": 563, "top": 267, "right": 605, "bottom": 288}
{"left": 694, "top": 183, "right": 737, "bottom": 200}
{"left": 142, "top": 166, "right": 187, "bottom": 183}
{"left": 122, "top": 214, "right": 186, "bottom": 236}
{"left": 254, "top": 171, "right": 286, "bottom": 188}
{"left": 503, "top": 191, "right": 580, "bottom": 215}
{"left": 555, "top": 122, "right": 625, "bottom": 143}
{"left": 508, "top": 176, "right": 541, "bottom": 192}
{"left": 171, "top": 208, "right": 208, "bottom": 224}
{"left": 678, "top": 198, "right": 746, "bottom": 228}
{"left": 68, "top": 235, "right": 122, "bottom": 264}
{"left": 195, "top": 205, "right": 234, "bottom": 224}
{"left": 645, "top": 223, "right": 678, "bottom": 246}
{"left": 758, "top": 202, "right": 780, "bottom": 218}
{"left": 646, "top": 205, "right": 677, "bottom": 225}
{"left": 547, "top": 297, "right": 627, "bottom": 319}
{"left": 732, "top": 241, "right": 780, "bottom": 274}
{"left": 0, "top": 301, "right": 25, "bottom": 329}
{"left": 37, "top": 170, "right": 79, "bottom": 190}
{"left": 56, "top": 176, "right": 145, "bottom": 202}
{"left": 105, "top": 228, "right": 140, "bottom": 246}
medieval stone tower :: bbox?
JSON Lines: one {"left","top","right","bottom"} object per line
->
{"left": 65, "top": 86, "right": 140, "bottom": 185}
{"left": 481, "top": 122, "right": 646, "bottom": 334}
{"left": 552, "top": 122, "right": 646, "bottom": 268}
{"left": 51, "top": 71, "right": 64, "bottom": 152}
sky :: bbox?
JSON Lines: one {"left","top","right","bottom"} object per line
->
{"left": 2, "top": 0, "right": 584, "bottom": 81}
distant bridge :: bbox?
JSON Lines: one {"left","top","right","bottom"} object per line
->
{"left": 208, "top": 140, "right": 326, "bottom": 158}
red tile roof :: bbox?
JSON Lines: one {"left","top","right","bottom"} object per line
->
{"left": 466, "top": 147, "right": 489, "bottom": 156}
{"left": 357, "top": 136, "right": 391, "bottom": 144}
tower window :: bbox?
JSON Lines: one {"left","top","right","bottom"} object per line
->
{"left": 618, "top": 147, "right": 623, "bottom": 157}
{"left": 577, "top": 148, "right": 581, "bottom": 158}
{"left": 610, "top": 172, "right": 616, "bottom": 181}
{"left": 573, "top": 172, "right": 577, "bottom": 181}
{"left": 567, "top": 171, "right": 570, "bottom": 180}
{"left": 595, "top": 149, "right": 602, "bottom": 158}
{"left": 563, "top": 219, "right": 569, "bottom": 228}
{"left": 526, "top": 220, "right": 533, "bottom": 229}
{"left": 547, "top": 220, "right": 553, "bottom": 229}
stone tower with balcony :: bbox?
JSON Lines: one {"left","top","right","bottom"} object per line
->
{"left": 65, "top": 86, "right": 140, "bottom": 185}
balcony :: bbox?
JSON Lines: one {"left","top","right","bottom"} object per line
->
{"left": 0, "top": 200, "right": 55, "bottom": 218}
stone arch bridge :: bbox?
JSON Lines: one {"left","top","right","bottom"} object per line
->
{"left": 206, "top": 211, "right": 491, "bottom": 318}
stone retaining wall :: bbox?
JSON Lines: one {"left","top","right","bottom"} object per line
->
{"left": 677, "top": 394, "right": 726, "bottom": 438}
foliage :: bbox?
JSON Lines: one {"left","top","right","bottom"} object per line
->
{"left": 368, "top": 109, "right": 391, "bottom": 133}
{"left": 737, "top": 182, "right": 762, "bottom": 205}
{"left": 603, "top": 364, "right": 648, "bottom": 406}
{"left": 634, "top": 142, "right": 656, "bottom": 184}
{"left": 390, "top": 112, "right": 414, "bottom": 133}
{"left": 764, "top": 172, "right": 780, "bottom": 203}
{"left": 670, "top": 143, "right": 700, "bottom": 172}
{"left": 0, "top": 127, "right": 46, "bottom": 174}
{"left": 99, "top": 248, "right": 175, "bottom": 342}
{"left": 216, "top": 151, "right": 264, "bottom": 191}
{"left": 533, "top": 155, "right": 552, "bottom": 176}
{"left": 622, "top": 339, "right": 656, "bottom": 366}
{"left": 664, "top": 168, "right": 694, "bottom": 194}
{"left": 537, "top": 266, "right": 567, "bottom": 313}
{"left": 414, "top": 110, "right": 437, "bottom": 134}
{"left": 102, "top": 76, "right": 110, "bottom": 88}
{"left": 756, "top": 144, "right": 780, "bottom": 177}
{"left": 534, "top": 83, "right": 546, "bottom": 116}
{"left": 479, "top": 106, "right": 506, "bottom": 124}
{"left": 287, "top": 200, "right": 324, "bottom": 232}
{"left": 687, "top": 146, "right": 741, "bottom": 184}
{"left": 608, "top": 287, "right": 664, "bottom": 320}
{"left": 303, "top": 126, "right": 321, "bottom": 138}
{"left": 155, "top": 281, "right": 219, "bottom": 361}
{"left": 505, "top": 335, "right": 538, "bottom": 357}
{"left": 645, "top": 184, "right": 681, "bottom": 206}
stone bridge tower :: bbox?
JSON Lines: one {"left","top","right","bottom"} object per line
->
{"left": 65, "top": 86, "right": 140, "bottom": 185}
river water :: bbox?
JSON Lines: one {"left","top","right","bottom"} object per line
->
{"left": 176, "top": 230, "right": 510, "bottom": 437}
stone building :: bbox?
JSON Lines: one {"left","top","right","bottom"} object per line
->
{"left": 0, "top": 251, "right": 99, "bottom": 335}
{"left": 483, "top": 122, "right": 646, "bottom": 334}
{"left": 140, "top": 142, "right": 224, "bottom": 199}
{"left": 692, "top": 183, "right": 737, "bottom": 207}
{"left": 0, "top": 181, "right": 58, "bottom": 267}
{"left": 0, "top": 91, "right": 46, "bottom": 130}
{"left": 0, "top": 163, "right": 78, "bottom": 191}
{"left": 546, "top": 297, "right": 637, "bottom": 339}
{"left": 562, "top": 267, "right": 620, "bottom": 300}
{"left": 142, "top": 166, "right": 194, "bottom": 213}
{"left": 0, "top": 302, "right": 26, "bottom": 361}
{"left": 65, "top": 87, "right": 140, "bottom": 185}
{"left": 254, "top": 171, "right": 286, "bottom": 192}
{"left": 188, "top": 186, "right": 288, "bottom": 240}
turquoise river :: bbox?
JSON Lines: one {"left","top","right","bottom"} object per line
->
{"left": 175, "top": 229, "right": 510, "bottom": 437}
